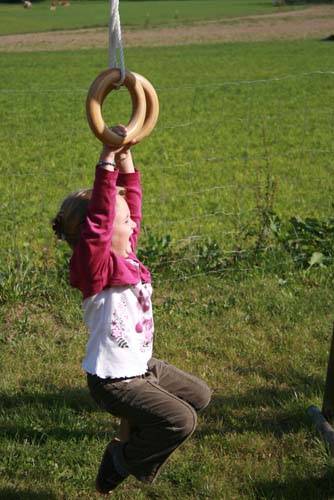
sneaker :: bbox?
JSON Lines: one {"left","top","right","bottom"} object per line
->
{"left": 95, "top": 438, "right": 128, "bottom": 494}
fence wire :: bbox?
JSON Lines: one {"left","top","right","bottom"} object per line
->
{"left": 0, "top": 70, "right": 333, "bottom": 282}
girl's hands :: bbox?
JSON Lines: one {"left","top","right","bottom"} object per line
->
{"left": 99, "top": 125, "right": 136, "bottom": 173}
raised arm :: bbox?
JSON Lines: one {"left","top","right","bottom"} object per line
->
{"left": 70, "top": 126, "right": 138, "bottom": 293}
{"left": 115, "top": 146, "right": 142, "bottom": 251}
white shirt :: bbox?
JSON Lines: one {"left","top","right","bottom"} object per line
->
{"left": 82, "top": 281, "right": 154, "bottom": 379}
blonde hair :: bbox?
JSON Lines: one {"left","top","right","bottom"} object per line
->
{"left": 52, "top": 186, "right": 126, "bottom": 249}
{"left": 52, "top": 189, "right": 92, "bottom": 249}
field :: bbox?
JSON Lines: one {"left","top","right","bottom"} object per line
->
{"left": 1, "top": 2, "right": 334, "bottom": 500}
{"left": 0, "top": 0, "right": 303, "bottom": 36}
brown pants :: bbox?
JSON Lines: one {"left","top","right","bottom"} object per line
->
{"left": 87, "top": 357, "right": 211, "bottom": 483}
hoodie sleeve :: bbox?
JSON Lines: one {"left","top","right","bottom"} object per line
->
{"left": 70, "top": 167, "right": 119, "bottom": 294}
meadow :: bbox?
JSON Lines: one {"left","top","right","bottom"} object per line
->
{"left": 1, "top": 2, "right": 334, "bottom": 500}
{"left": 0, "top": 0, "right": 302, "bottom": 36}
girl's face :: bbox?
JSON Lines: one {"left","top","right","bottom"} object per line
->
{"left": 111, "top": 195, "right": 136, "bottom": 257}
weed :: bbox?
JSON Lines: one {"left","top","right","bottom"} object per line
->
{"left": 270, "top": 213, "right": 334, "bottom": 269}
{"left": 137, "top": 228, "right": 172, "bottom": 269}
{"left": 0, "top": 253, "right": 38, "bottom": 305}
{"left": 191, "top": 238, "right": 226, "bottom": 273}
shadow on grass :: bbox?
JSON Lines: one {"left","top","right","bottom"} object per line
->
{"left": 200, "top": 364, "right": 325, "bottom": 438}
{"left": 254, "top": 468, "right": 334, "bottom": 500}
{"left": 204, "top": 393, "right": 306, "bottom": 436}
{"left": 0, "top": 385, "right": 95, "bottom": 412}
{"left": 0, "top": 363, "right": 325, "bottom": 444}
{"left": 0, "top": 385, "right": 119, "bottom": 443}
{"left": 0, "top": 487, "right": 56, "bottom": 500}
{"left": 229, "top": 364, "right": 325, "bottom": 393}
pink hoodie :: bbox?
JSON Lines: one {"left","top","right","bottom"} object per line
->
{"left": 70, "top": 167, "right": 151, "bottom": 299}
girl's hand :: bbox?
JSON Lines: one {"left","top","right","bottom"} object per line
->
{"left": 99, "top": 125, "right": 136, "bottom": 173}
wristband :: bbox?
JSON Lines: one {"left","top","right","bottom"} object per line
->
{"left": 96, "top": 161, "right": 117, "bottom": 168}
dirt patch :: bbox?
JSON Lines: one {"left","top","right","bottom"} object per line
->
{"left": 0, "top": 5, "right": 334, "bottom": 52}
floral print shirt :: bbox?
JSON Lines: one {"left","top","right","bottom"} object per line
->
{"left": 82, "top": 276, "right": 154, "bottom": 379}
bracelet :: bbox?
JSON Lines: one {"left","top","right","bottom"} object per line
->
{"left": 96, "top": 161, "right": 117, "bottom": 168}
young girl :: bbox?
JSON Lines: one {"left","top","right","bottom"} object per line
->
{"left": 52, "top": 126, "right": 211, "bottom": 494}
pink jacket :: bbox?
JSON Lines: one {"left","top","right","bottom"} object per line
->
{"left": 70, "top": 167, "right": 151, "bottom": 299}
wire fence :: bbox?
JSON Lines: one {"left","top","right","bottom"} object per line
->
{"left": 0, "top": 70, "right": 334, "bottom": 282}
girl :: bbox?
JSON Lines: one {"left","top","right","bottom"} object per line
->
{"left": 52, "top": 126, "right": 211, "bottom": 494}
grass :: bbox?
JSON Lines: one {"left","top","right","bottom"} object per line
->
{"left": 0, "top": 41, "right": 333, "bottom": 254}
{"left": 0, "top": 0, "right": 305, "bottom": 36}
{"left": 1, "top": 16, "right": 334, "bottom": 500}
{"left": 2, "top": 269, "right": 334, "bottom": 499}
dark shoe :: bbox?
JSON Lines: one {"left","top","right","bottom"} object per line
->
{"left": 95, "top": 438, "right": 128, "bottom": 494}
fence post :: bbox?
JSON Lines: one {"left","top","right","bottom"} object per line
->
{"left": 322, "top": 323, "right": 334, "bottom": 425}
{"left": 307, "top": 323, "right": 334, "bottom": 456}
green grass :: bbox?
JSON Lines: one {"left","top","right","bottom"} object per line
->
{"left": 0, "top": 0, "right": 305, "bottom": 35}
{"left": 1, "top": 37, "right": 334, "bottom": 499}
{"left": 0, "top": 41, "right": 333, "bottom": 254}
{"left": 1, "top": 269, "right": 334, "bottom": 499}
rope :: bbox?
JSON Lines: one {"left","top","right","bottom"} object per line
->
{"left": 109, "top": 0, "right": 126, "bottom": 84}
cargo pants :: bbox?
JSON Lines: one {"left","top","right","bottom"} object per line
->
{"left": 87, "top": 357, "right": 211, "bottom": 483}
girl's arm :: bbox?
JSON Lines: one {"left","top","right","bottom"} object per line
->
{"left": 70, "top": 127, "right": 135, "bottom": 292}
{"left": 70, "top": 166, "right": 118, "bottom": 294}
{"left": 78, "top": 135, "right": 129, "bottom": 266}
{"left": 115, "top": 148, "right": 142, "bottom": 251}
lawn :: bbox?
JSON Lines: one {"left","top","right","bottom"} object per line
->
{"left": 0, "top": 41, "right": 333, "bottom": 257}
{"left": 0, "top": 0, "right": 304, "bottom": 35}
{"left": 1, "top": 9, "right": 334, "bottom": 500}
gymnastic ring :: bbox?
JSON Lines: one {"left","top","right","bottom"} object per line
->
{"left": 86, "top": 68, "right": 146, "bottom": 146}
{"left": 132, "top": 72, "right": 159, "bottom": 142}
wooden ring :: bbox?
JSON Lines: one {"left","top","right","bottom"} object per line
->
{"left": 132, "top": 73, "right": 159, "bottom": 142}
{"left": 86, "top": 68, "right": 146, "bottom": 146}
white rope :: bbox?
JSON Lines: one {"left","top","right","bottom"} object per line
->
{"left": 109, "top": 0, "right": 126, "bottom": 84}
